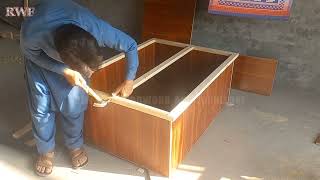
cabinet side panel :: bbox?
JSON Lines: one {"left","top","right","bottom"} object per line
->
{"left": 171, "top": 64, "right": 234, "bottom": 169}
{"left": 84, "top": 102, "right": 171, "bottom": 176}
{"left": 90, "top": 43, "right": 185, "bottom": 94}
{"left": 91, "top": 44, "right": 156, "bottom": 93}
{"left": 154, "top": 43, "right": 187, "bottom": 65}
{"left": 232, "top": 55, "right": 278, "bottom": 96}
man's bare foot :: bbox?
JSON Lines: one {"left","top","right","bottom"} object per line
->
{"left": 35, "top": 151, "right": 54, "bottom": 177}
{"left": 69, "top": 147, "right": 88, "bottom": 169}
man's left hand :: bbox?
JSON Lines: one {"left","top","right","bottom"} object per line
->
{"left": 113, "top": 80, "right": 134, "bottom": 98}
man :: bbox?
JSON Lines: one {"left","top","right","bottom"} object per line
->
{"left": 20, "top": 0, "right": 139, "bottom": 176}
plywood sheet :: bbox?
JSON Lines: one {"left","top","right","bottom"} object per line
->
{"left": 232, "top": 55, "right": 278, "bottom": 96}
{"left": 84, "top": 101, "right": 171, "bottom": 176}
{"left": 142, "top": 0, "right": 197, "bottom": 43}
{"left": 91, "top": 43, "right": 184, "bottom": 93}
{"left": 171, "top": 64, "right": 234, "bottom": 168}
{"left": 130, "top": 50, "right": 227, "bottom": 111}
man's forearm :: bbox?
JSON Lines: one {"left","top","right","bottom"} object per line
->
{"left": 125, "top": 47, "right": 139, "bottom": 80}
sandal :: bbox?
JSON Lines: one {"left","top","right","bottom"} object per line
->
{"left": 34, "top": 152, "right": 54, "bottom": 177}
{"left": 69, "top": 147, "right": 88, "bottom": 169}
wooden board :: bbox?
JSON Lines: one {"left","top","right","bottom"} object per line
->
{"left": 171, "top": 64, "right": 234, "bottom": 169}
{"left": 84, "top": 101, "right": 171, "bottom": 176}
{"left": 142, "top": 0, "right": 197, "bottom": 44}
{"left": 130, "top": 50, "right": 228, "bottom": 112}
{"left": 91, "top": 58, "right": 126, "bottom": 93}
{"left": 231, "top": 55, "right": 278, "bottom": 96}
{"left": 91, "top": 42, "right": 185, "bottom": 93}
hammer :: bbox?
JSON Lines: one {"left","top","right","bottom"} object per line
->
{"left": 83, "top": 84, "right": 112, "bottom": 108}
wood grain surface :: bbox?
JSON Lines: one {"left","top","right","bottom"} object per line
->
{"left": 85, "top": 40, "right": 236, "bottom": 176}
{"left": 85, "top": 41, "right": 188, "bottom": 176}
{"left": 90, "top": 42, "right": 184, "bottom": 93}
{"left": 232, "top": 55, "right": 278, "bottom": 96}
{"left": 171, "top": 64, "right": 234, "bottom": 169}
{"left": 84, "top": 101, "right": 171, "bottom": 176}
{"left": 142, "top": 0, "right": 197, "bottom": 43}
{"left": 130, "top": 50, "right": 227, "bottom": 111}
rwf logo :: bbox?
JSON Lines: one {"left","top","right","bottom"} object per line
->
{"left": 6, "top": 7, "right": 35, "bottom": 17}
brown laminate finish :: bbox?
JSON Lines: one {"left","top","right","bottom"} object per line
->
{"left": 90, "top": 42, "right": 184, "bottom": 93}
{"left": 130, "top": 50, "right": 228, "bottom": 111}
{"left": 232, "top": 55, "right": 278, "bottom": 96}
{"left": 171, "top": 64, "right": 234, "bottom": 169}
{"left": 85, "top": 39, "right": 237, "bottom": 176}
{"left": 91, "top": 58, "right": 126, "bottom": 93}
{"left": 142, "top": 0, "right": 197, "bottom": 43}
{"left": 85, "top": 101, "right": 171, "bottom": 176}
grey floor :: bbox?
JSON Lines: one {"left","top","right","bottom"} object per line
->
{"left": 1, "top": 29, "right": 320, "bottom": 180}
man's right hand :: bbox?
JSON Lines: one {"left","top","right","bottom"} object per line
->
{"left": 63, "top": 68, "right": 89, "bottom": 93}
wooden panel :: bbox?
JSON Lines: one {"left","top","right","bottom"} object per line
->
{"left": 91, "top": 44, "right": 155, "bottom": 93}
{"left": 232, "top": 55, "right": 278, "bottom": 96}
{"left": 142, "top": 0, "right": 197, "bottom": 43}
{"left": 171, "top": 64, "right": 234, "bottom": 169}
{"left": 84, "top": 101, "right": 171, "bottom": 176}
{"left": 91, "top": 43, "right": 184, "bottom": 93}
{"left": 91, "top": 58, "right": 126, "bottom": 93}
{"left": 130, "top": 50, "right": 227, "bottom": 111}
{"left": 154, "top": 43, "right": 186, "bottom": 65}
{"left": 136, "top": 43, "right": 156, "bottom": 78}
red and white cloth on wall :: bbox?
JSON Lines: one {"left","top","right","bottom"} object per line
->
{"left": 209, "top": 0, "right": 293, "bottom": 20}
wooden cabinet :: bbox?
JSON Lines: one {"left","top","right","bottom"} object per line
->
{"left": 85, "top": 39, "right": 239, "bottom": 176}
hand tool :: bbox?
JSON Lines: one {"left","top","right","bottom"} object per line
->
{"left": 83, "top": 84, "right": 112, "bottom": 108}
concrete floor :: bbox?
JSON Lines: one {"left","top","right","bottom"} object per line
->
{"left": 1, "top": 30, "right": 320, "bottom": 180}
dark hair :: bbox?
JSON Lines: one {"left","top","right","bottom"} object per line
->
{"left": 54, "top": 24, "right": 102, "bottom": 77}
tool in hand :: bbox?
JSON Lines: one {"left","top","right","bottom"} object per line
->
{"left": 83, "top": 84, "right": 112, "bottom": 108}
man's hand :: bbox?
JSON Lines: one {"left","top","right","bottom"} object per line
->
{"left": 63, "top": 68, "right": 88, "bottom": 93}
{"left": 113, "top": 80, "right": 134, "bottom": 98}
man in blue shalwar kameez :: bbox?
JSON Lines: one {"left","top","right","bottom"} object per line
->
{"left": 20, "top": 0, "right": 139, "bottom": 176}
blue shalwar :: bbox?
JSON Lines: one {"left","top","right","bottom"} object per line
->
{"left": 20, "top": 0, "right": 139, "bottom": 154}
